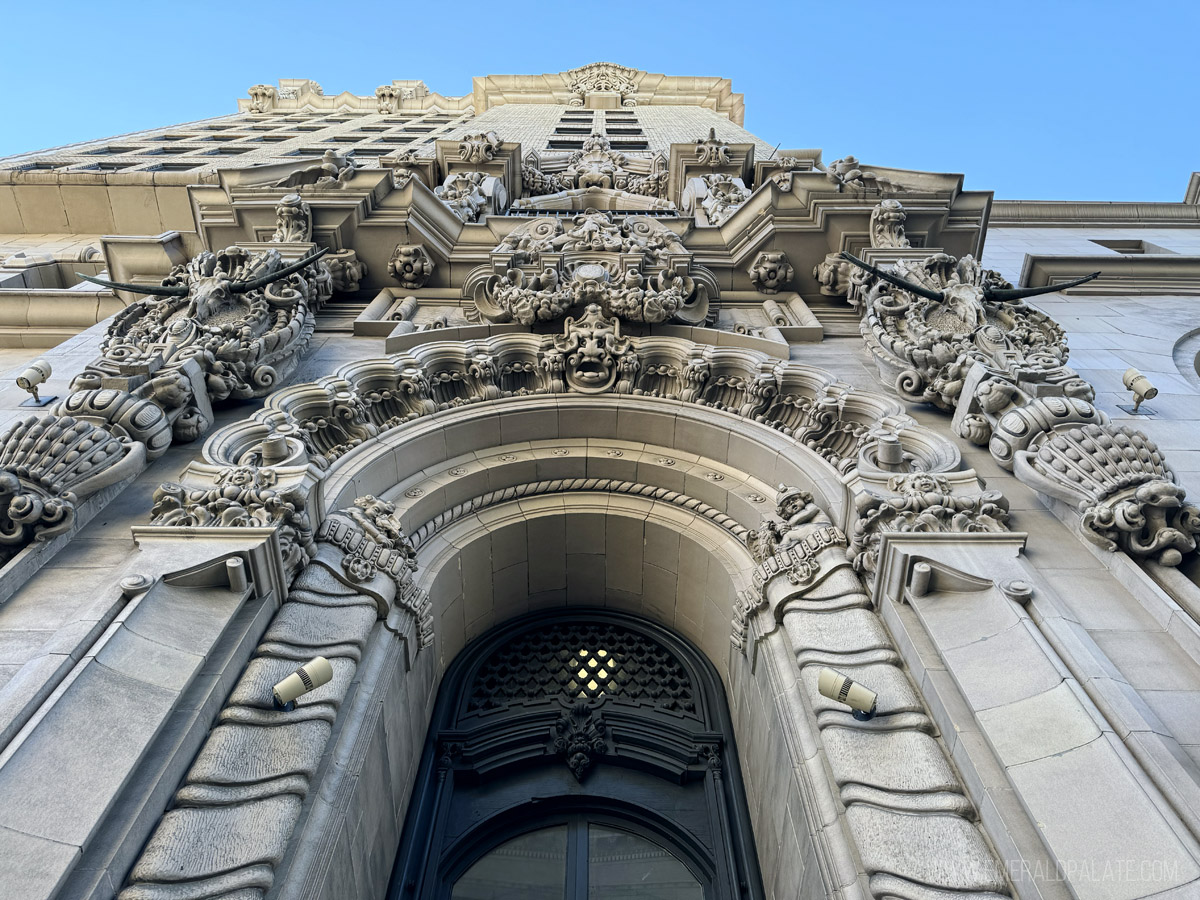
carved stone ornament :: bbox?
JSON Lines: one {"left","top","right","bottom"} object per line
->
{"left": 551, "top": 304, "right": 638, "bottom": 394}
{"left": 694, "top": 128, "right": 732, "bottom": 167}
{"left": 847, "top": 473, "right": 1011, "bottom": 574}
{"left": 813, "top": 253, "right": 853, "bottom": 298}
{"left": 121, "top": 491, "right": 430, "bottom": 899}
{"left": 271, "top": 193, "right": 311, "bottom": 243}
{"left": 474, "top": 210, "right": 711, "bottom": 326}
{"left": 375, "top": 84, "right": 399, "bottom": 114}
{"left": 268, "top": 149, "right": 357, "bottom": 190}
{"left": 150, "top": 465, "right": 315, "bottom": 572}
{"left": 435, "top": 171, "right": 507, "bottom": 223}
{"left": 247, "top": 84, "right": 277, "bottom": 113}
{"left": 869, "top": 198, "right": 911, "bottom": 249}
{"left": 747, "top": 250, "right": 794, "bottom": 295}
{"left": 388, "top": 244, "right": 435, "bottom": 289}
{"left": 739, "top": 485, "right": 849, "bottom": 641}
{"left": 998, "top": 402, "right": 1200, "bottom": 566}
{"left": 518, "top": 133, "right": 670, "bottom": 206}
{"left": 73, "top": 246, "right": 330, "bottom": 447}
{"left": 566, "top": 61, "right": 639, "bottom": 107}
{"left": 857, "top": 253, "right": 1083, "bottom": 415}
{"left": 318, "top": 494, "right": 431, "bottom": 645}
{"left": 0, "top": 415, "right": 146, "bottom": 566}
{"left": 825, "top": 155, "right": 907, "bottom": 194}
{"left": 326, "top": 249, "right": 367, "bottom": 293}
{"left": 813, "top": 200, "right": 910, "bottom": 299}
{"left": 458, "top": 131, "right": 502, "bottom": 165}
{"left": 552, "top": 701, "right": 608, "bottom": 780}
{"left": 847, "top": 251, "right": 1197, "bottom": 564}
{"left": 685, "top": 173, "right": 751, "bottom": 226}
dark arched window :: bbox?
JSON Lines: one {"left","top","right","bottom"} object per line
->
{"left": 390, "top": 610, "right": 763, "bottom": 900}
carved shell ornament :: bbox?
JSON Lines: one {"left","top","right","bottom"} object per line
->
{"left": 0, "top": 416, "right": 136, "bottom": 562}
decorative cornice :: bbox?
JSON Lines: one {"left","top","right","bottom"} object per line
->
{"left": 990, "top": 200, "right": 1200, "bottom": 227}
{"left": 1020, "top": 253, "right": 1200, "bottom": 295}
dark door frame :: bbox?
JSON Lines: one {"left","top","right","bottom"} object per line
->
{"left": 388, "top": 608, "right": 765, "bottom": 900}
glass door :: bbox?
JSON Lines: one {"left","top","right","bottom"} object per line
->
{"left": 450, "top": 819, "right": 705, "bottom": 900}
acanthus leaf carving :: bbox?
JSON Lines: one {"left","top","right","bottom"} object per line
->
{"left": 150, "top": 464, "right": 315, "bottom": 573}
{"left": 271, "top": 193, "right": 311, "bottom": 243}
{"left": 869, "top": 198, "right": 911, "bottom": 249}
{"left": 74, "top": 246, "right": 329, "bottom": 431}
{"left": 518, "top": 133, "right": 670, "bottom": 206}
{"left": 565, "top": 62, "right": 639, "bottom": 107}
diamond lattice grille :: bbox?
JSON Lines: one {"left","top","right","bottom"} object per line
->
{"left": 467, "top": 622, "right": 697, "bottom": 716}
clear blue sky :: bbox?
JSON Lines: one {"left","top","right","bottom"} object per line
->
{"left": 2, "top": 0, "right": 1195, "bottom": 201}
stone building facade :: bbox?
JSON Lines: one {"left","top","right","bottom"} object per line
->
{"left": 0, "top": 64, "right": 1198, "bottom": 900}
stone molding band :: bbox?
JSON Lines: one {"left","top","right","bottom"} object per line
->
{"left": 408, "top": 478, "right": 749, "bottom": 550}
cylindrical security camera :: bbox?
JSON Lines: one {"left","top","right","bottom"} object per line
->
{"left": 817, "top": 667, "right": 877, "bottom": 721}
{"left": 273, "top": 656, "right": 333, "bottom": 710}
{"left": 16, "top": 358, "right": 53, "bottom": 405}
{"left": 1122, "top": 368, "right": 1158, "bottom": 414}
